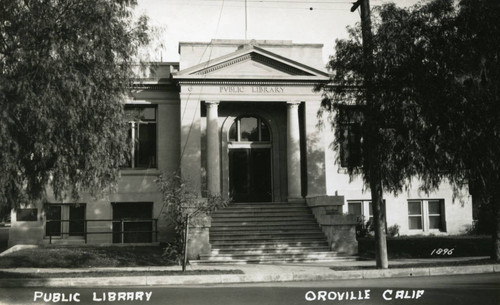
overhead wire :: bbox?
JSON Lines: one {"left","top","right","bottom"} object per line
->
{"left": 165, "top": 0, "right": 354, "bottom": 10}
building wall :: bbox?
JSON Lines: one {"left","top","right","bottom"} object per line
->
{"left": 7, "top": 42, "right": 474, "bottom": 248}
{"left": 322, "top": 128, "right": 473, "bottom": 235}
{"left": 8, "top": 64, "right": 181, "bottom": 247}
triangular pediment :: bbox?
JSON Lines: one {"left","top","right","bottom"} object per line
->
{"left": 193, "top": 52, "right": 313, "bottom": 77}
{"left": 173, "top": 45, "right": 329, "bottom": 80}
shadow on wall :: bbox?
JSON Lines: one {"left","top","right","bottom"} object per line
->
{"left": 305, "top": 135, "right": 328, "bottom": 196}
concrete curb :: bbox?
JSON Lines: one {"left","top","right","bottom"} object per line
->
{"left": 0, "top": 264, "right": 497, "bottom": 287}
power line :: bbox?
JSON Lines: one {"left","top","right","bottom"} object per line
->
{"left": 166, "top": 0, "right": 353, "bottom": 2}
{"left": 167, "top": 3, "right": 349, "bottom": 10}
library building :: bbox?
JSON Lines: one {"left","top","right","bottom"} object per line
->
{"left": 8, "top": 39, "right": 473, "bottom": 263}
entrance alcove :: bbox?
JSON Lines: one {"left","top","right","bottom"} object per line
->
{"left": 218, "top": 102, "right": 287, "bottom": 203}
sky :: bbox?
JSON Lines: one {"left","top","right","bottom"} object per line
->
{"left": 135, "top": 0, "right": 420, "bottom": 64}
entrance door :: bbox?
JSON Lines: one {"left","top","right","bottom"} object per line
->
{"left": 229, "top": 148, "right": 272, "bottom": 202}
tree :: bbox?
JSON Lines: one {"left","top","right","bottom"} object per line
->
{"left": 372, "top": 0, "right": 500, "bottom": 261}
{"left": 422, "top": 0, "right": 500, "bottom": 260}
{"left": 155, "top": 172, "right": 229, "bottom": 271}
{"left": 0, "top": 0, "right": 153, "bottom": 209}
{"left": 320, "top": 0, "right": 500, "bottom": 262}
{"left": 318, "top": 0, "right": 460, "bottom": 269}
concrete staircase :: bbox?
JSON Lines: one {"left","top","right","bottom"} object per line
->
{"left": 192, "top": 202, "right": 357, "bottom": 264}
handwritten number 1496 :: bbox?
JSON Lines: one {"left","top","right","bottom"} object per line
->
{"left": 430, "top": 248, "right": 454, "bottom": 255}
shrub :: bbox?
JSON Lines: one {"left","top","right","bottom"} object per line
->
{"left": 155, "top": 172, "right": 230, "bottom": 270}
{"left": 355, "top": 216, "right": 374, "bottom": 238}
{"left": 387, "top": 224, "right": 400, "bottom": 237}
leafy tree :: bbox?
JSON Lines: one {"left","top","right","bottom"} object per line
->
{"left": 430, "top": 0, "right": 500, "bottom": 260}
{"left": 155, "top": 172, "right": 229, "bottom": 271}
{"left": 320, "top": 0, "right": 500, "bottom": 262}
{"left": 0, "top": 0, "right": 153, "bottom": 209}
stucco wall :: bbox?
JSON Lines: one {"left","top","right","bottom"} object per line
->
{"left": 9, "top": 78, "right": 182, "bottom": 247}
{"left": 322, "top": 128, "right": 473, "bottom": 235}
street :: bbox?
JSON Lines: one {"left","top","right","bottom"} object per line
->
{"left": 0, "top": 273, "right": 498, "bottom": 305}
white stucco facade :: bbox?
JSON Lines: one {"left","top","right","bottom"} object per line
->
{"left": 8, "top": 39, "right": 473, "bottom": 249}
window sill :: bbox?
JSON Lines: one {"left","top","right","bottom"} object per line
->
{"left": 120, "top": 169, "right": 161, "bottom": 176}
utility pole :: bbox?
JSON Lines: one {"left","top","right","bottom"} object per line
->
{"left": 245, "top": 0, "right": 248, "bottom": 40}
{"left": 351, "top": 0, "right": 389, "bottom": 269}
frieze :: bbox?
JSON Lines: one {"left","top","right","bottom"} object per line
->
{"left": 177, "top": 80, "right": 322, "bottom": 86}
{"left": 219, "top": 86, "right": 285, "bottom": 94}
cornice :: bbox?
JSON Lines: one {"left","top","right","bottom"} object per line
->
{"left": 177, "top": 79, "right": 327, "bottom": 86}
{"left": 129, "top": 83, "right": 172, "bottom": 90}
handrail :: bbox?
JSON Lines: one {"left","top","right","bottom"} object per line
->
{"left": 45, "top": 218, "right": 159, "bottom": 244}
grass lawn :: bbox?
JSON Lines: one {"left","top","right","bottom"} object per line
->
{"left": 0, "top": 269, "right": 243, "bottom": 279}
{"left": 0, "top": 245, "right": 175, "bottom": 268}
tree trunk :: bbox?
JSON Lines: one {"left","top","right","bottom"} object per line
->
{"left": 370, "top": 166, "right": 389, "bottom": 269}
{"left": 492, "top": 198, "right": 500, "bottom": 262}
{"left": 358, "top": 0, "right": 388, "bottom": 269}
{"left": 182, "top": 215, "right": 189, "bottom": 272}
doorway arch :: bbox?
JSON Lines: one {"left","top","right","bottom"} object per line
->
{"left": 225, "top": 115, "right": 273, "bottom": 202}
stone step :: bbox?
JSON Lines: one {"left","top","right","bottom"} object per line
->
{"left": 212, "top": 212, "right": 315, "bottom": 218}
{"left": 227, "top": 202, "right": 307, "bottom": 208}
{"left": 205, "top": 201, "right": 335, "bottom": 264}
{"left": 210, "top": 231, "right": 325, "bottom": 237}
{"left": 215, "top": 207, "right": 311, "bottom": 213}
{"left": 210, "top": 235, "right": 327, "bottom": 242}
{"left": 200, "top": 251, "right": 342, "bottom": 259}
{"left": 211, "top": 216, "right": 317, "bottom": 222}
{"left": 210, "top": 240, "right": 329, "bottom": 247}
{"left": 210, "top": 225, "right": 322, "bottom": 232}
{"left": 211, "top": 220, "right": 318, "bottom": 227}
{"left": 191, "top": 256, "right": 358, "bottom": 265}
{"left": 210, "top": 247, "right": 331, "bottom": 255}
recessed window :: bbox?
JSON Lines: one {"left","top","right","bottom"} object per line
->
{"left": 112, "top": 202, "right": 153, "bottom": 243}
{"left": 338, "top": 106, "right": 362, "bottom": 168}
{"left": 229, "top": 116, "right": 270, "bottom": 142}
{"left": 348, "top": 200, "right": 385, "bottom": 224}
{"left": 408, "top": 201, "right": 423, "bottom": 230}
{"left": 123, "top": 105, "right": 157, "bottom": 169}
{"left": 348, "top": 202, "right": 362, "bottom": 217}
{"left": 46, "top": 205, "right": 62, "bottom": 237}
{"left": 408, "top": 199, "right": 445, "bottom": 232}
{"left": 45, "top": 204, "right": 86, "bottom": 237}
{"left": 17, "top": 208, "right": 37, "bottom": 221}
{"left": 428, "top": 200, "right": 444, "bottom": 231}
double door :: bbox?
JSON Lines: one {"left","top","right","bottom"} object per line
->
{"left": 229, "top": 148, "right": 272, "bottom": 202}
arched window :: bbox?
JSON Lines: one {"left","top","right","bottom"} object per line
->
{"left": 229, "top": 116, "right": 270, "bottom": 142}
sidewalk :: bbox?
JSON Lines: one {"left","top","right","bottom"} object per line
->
{"left": 0, "top": 257, "right": 498, "bottom": 287}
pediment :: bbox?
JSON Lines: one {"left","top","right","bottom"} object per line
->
{"left": 174, "top": 45, "right": 329, "bottom": 80}
{"left": 193, "top": 52, "right": 313, "bottom": 77}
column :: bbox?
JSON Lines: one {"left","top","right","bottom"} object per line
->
{"left": 287, "top": 101, "right": 302, "bottom": 201}
{"left": 206, "top": 101, "right": 220, "bottom": 195}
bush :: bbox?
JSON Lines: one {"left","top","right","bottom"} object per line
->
{"left": 355, "top": 216, "right": 374, "bottom": 238}
{"left": 358, "top": 235, "right": 491, "bottom": 258}
{"left": 387, "top": 224, "right": 400, "bottom": 237}
{"left": 155, "top": 172, "right": 230, "bottom": 269}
